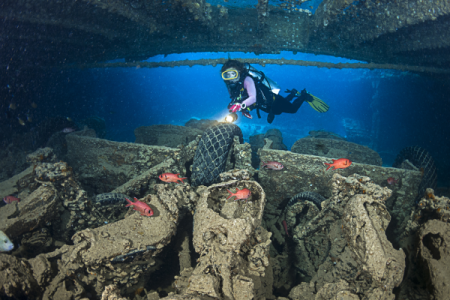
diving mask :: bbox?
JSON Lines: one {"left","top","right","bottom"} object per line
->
{"left": 222, "top": 68, "right": 239, "bottom": 81}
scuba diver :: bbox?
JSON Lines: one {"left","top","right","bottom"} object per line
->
{"left": 221, "top": 59, "right": 329, "bottom": 124}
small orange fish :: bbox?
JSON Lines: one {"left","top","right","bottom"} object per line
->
{"left": 227, "top": 187, "right": 251, "bottom": 202}
{"left": 159, "top": 173, "right": 187, "bottom": 184}
{"left": 261, "top": 161, "right": 284, "bottom": 170}
{"left": 324, "top": 158, "right": 352, "bottom": 171}
{"left": 3, "top": 195, "right": 20, "bottom": 204}
{"left": 387, "top": 177, "right": 399, "bottom": 185}
{"left": 282, "top": 220, "right": 289, "bottom": 237}
{"left": 125, "top": 197, "right": 153, "bottom": 216}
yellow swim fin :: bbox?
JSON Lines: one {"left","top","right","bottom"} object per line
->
{"left": 306, "top": 94, "right": 329, "bottom": 113}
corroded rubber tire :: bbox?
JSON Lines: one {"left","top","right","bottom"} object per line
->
{"left": 94, "top": 193, "right": 129, "bottom": 205}
{"left": 191, "top": 123, "right": 243, "bottom": 187}
{"left": 393, "top": 146, "right": 437, "bottom": 198}
{"left": 286, "top": 191, "right": 325, "bottom": 211}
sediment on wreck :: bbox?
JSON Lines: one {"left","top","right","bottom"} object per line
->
{"left": 284, "top": 173, "right": 405, "bottom": 299}
{"left": 0, "top": 183, "right": 197, "bottom": 299}
{"left": 258, "top": 143, "right": 422, "bottom": 246}
{"left": 185, "top": 179, "right": 273, "bottom": 299}
{"left": 0, "top": 134, "right": 203, "bottom": 299}
{"left": 65, "top": 134, "right": 193, "bottom": 195}
{"left": 0, "top": 128, "right": 439, "bottom": 300}
{"left": 396, "top": 189, "right": 450, "bottom": 300}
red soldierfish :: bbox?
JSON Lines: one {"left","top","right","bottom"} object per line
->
{"left": 282, "top": 220, "right": 289, "bottom": 237}
{"left": 125, "top": 197, "right": 154, "bottom": 217}
{"left": 261, "top": 161, "right": 284, "bottom": 170}
{"left": 159, "top": 173, "right": 187, "bottom": 184}
{"left": 227, "top": 188, "right": 251, "bottom": 202}
{"left": 324, "top": 158, "right": 352, "bottom": 171}
{"left": 3, "top": 196, "right": 20, "bottom": 204}
{"left": 387, "top": 177, "right": 399, "bottom": 185}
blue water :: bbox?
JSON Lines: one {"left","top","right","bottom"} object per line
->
{"left": 26, "top": 51, "right": 450, "bottom": 185}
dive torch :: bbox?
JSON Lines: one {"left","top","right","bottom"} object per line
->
{"left": 224, "top": 112, "right": 238, "bottom": 123}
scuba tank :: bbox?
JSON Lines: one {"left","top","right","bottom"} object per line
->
{"left": 244, "top": 63, "right": 281, "bottom": 95}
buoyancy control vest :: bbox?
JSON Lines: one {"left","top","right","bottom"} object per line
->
{"left": 245, "top": 63, "right": 280, "bottom": 95}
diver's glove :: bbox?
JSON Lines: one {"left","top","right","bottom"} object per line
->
{"left": 242, "top": 109, "right": 252, "bottom": 119}
{"left": 229, "top": 103, "right": 246, "bottom": 113}
{"left": 229, "top": 103, "right": 252, "bottom": 119}
{"left": 285, "top": 88, "right": 299, "bottom": 96}
{"left": 290, "top": 88, "right": 314, "bottom": 101}
{"left": 285, "top": 88, "right": 312, "bottom": 99}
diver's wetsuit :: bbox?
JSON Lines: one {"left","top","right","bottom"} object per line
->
{"left": 266, "top": 91, "right": 306, "bottom": 123}
{"left": 232, "top": 76, "right": 307, "bottom": 124}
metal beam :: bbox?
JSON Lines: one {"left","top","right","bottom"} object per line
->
{"left": 74, "top": 58, "right": 450, "bottom": 74}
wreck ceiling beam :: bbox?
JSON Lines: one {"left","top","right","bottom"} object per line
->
{"left": 381, "top": 16, "right": 450, "bottom": 53}
{"left": 81, "top": 0, "right": 159, "bottom": 33}
{"left": 0, "top": 13, "right": 126, "bottom": 41}
{"left": 0, "top": 0, "right": 133, "bottom": 40}
{"left": 1, "top": 0, "right": 450, "bottom": 71}
{"left": 313, "top": 0, "right": 450, "bottom": 45}
{"left": 73, "top": 58, "right": 450, "bottom": 74}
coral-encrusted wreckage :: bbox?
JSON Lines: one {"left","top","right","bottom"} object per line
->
{"left": 0, "top": 122, "right": 446, "bottom": 299}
